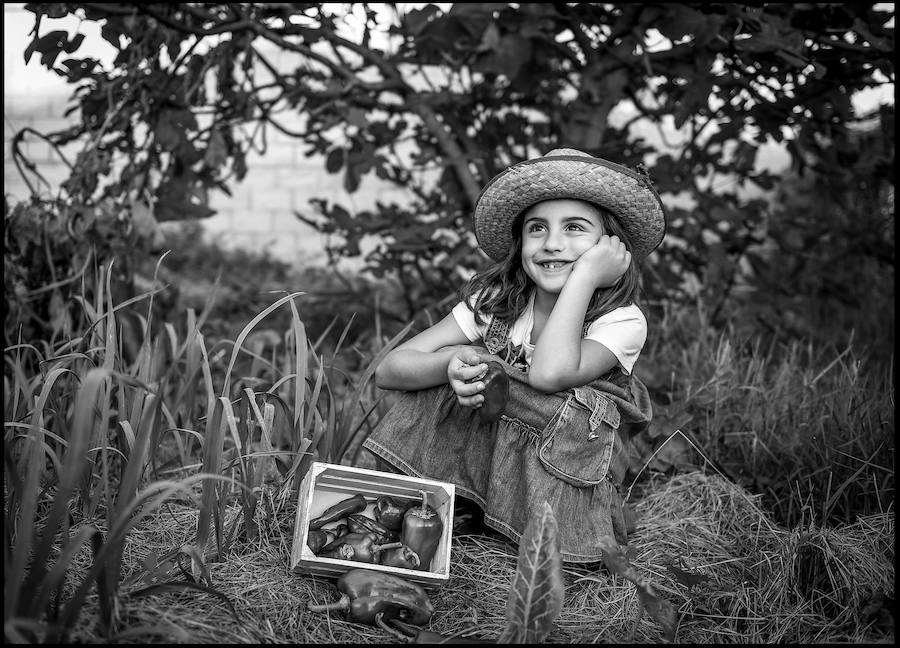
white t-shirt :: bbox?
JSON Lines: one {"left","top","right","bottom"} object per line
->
{"left": 451, "top": 292, "right": 647, "bottom": 374}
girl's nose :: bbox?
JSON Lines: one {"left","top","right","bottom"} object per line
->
{"left": 543, "top": 228, "right": 564, "bottom": 251}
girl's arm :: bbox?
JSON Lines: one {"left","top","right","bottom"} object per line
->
{"left": 374, "top": 313, "right": 490, "bottom": 406}
{"left": 529, "top": 235, "right": 629, "bottom": 393}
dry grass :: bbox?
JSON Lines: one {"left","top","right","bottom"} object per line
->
{"left": 65, "top": 470, "right": 894, "bottom": 644}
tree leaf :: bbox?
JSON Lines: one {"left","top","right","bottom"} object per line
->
{"left": 154, "top": 111, "right": 182, "bottom": 150}
{"left": 403, "top": 4, "right": 442, "bottom": 36}
{"left": 204, "top": 129, "right": 228, "bottom": 169}
{"left": 497, "top": 501, "right": 564, "bottom": 644}
{"left": 325, "top": 148, "right": 344, "bottom": 174}
{"left": 129, "top": 198, "right": 159, "bottom": 239}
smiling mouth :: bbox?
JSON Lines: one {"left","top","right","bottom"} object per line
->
{"left": 537, "top": 261, "right": 571, "bottom": 270}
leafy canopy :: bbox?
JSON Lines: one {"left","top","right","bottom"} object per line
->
{"left": 14, "top": 2, "right": 895, "bottom": 340}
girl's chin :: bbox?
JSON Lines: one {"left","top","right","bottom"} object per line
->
{"left": 532, "top": 280, "right": 566, "bottom": 296}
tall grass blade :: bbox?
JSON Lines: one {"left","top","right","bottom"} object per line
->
{"left": 196, "top": 398, "right": 227, "bottom": 554}
{"left": 221, "top": 292, "right": 304, "bottom": 399}
{"left": 337, "top": 398, "right": 384, "bottom": 464}
{"left": 302, "top": 352, "right": 326, "bottom": 438}
{"left": 116, "top": 420, "right": 136, "bottom": 455}
{"left": 18, "top": 367, "right": 113, "bottom": 617}
{"left": 311, "top": 313, "right": 340, "bottom": 353}
{"left": 260, "top": 392, "right": 294, "bottom": 454}
{"left": 335, "top": 321, "right": 414, "bottom": 464}
{"left": 329, "top": 311, "right": 357, "bottom": 365}
{"left": 177, "top": 273, "right": 220, "bottom": 357}
{"left": 116, "top": 394, "right": 162, "bottom": 513}
{"left": 244, "top": 389, "right": 277, "bottom": 480}
{"left": 822, "top": 442, "right": 885, "bottom": 521}
{"left": 6, "top": 365, "right": 76, "bottom": 618}
{"left": 197, "top": 331, "right": 217, "bottom": 434}
{"left": 289, "top": 298, "right": 307, "bottom": 436}
{"left": 18, "top": 526, "right": 99, "bottom": 632}
{"left": 102, "top": 261, "right": 117, "bottom": 372}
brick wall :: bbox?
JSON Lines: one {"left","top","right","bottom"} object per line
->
{"left": 3, "top": 3, "right": 411, "bottom": 267}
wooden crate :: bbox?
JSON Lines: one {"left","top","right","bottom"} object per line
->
{"left": 290, "top": 461, "right": 455, "bottom": 588}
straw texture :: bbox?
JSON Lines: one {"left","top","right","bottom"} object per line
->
{"left": 473, "top": 149, "right": 667, "bottom": 262}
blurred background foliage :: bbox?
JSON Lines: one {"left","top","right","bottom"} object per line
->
{"left": 5, "top": 2, "right": 894, "bottom": 356}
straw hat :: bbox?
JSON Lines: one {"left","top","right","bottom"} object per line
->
{"left": 473, "top": 148, "right": 667, "bottom": 262}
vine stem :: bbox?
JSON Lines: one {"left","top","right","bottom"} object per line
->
{"left": 307, "top": 593, "right": 350, "bottom": 613}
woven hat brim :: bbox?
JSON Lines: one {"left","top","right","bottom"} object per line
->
{"left": 474, "top": 155, "right": 666, "bottom": 262}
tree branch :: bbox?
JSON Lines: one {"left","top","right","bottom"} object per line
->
{"left": 412, "top": 103, "right": 482, "bottom": 207}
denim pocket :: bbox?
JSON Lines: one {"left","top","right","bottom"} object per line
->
{"left": 537, "top": 389, "right": 619, "bottom": 487}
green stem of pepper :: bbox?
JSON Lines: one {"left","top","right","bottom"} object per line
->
{"left": 308, "top": 593, "right": 352, "bottom": 614}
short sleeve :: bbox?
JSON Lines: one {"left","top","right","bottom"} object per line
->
{"left": 451, "top": 299, "right": 484, "bottom": 343}
{"left": 584, "top": 304, "right": 647, "bottom": 375}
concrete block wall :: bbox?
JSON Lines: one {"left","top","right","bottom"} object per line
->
{"left": 3, "top": 3, "right": 411, "bottom": 268}
{"left": 2, "top": 93, "right": 405, "bottom": 267}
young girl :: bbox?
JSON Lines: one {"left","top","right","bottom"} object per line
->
{"left": 356, "top": 148, "right": 666, "bottom": 563}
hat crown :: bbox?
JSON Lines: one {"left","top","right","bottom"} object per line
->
{"left": 543, "top": 148, "right": 592, "bottom": 158}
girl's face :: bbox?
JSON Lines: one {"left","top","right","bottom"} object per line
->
{"left": 519, "top": 199, "right": 605, "bottom": 296}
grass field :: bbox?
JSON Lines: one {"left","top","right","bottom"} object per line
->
{"left": 4, "top": 262, "right": 894, "bottom": 643}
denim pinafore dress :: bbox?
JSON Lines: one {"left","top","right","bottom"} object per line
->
{"left": 359, "top": 317, "right": 653, "bottom": 563}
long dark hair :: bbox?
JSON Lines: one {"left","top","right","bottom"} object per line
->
{"left": 459, "top": 202, "right": 641, "bottom": 327}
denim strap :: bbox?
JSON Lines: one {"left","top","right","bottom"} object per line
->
{"left": 485, "top": 316, "right": 511, "bottom": 356}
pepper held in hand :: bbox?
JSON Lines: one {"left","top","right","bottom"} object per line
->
{"left": 477, "top": 360, "right": 509, "bottom": 423}
{"left": 401, "top": 490, "right": 443, "bottom": 572}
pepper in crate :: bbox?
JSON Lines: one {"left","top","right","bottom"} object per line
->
{"left": 401, "top": 490, "right": 443, "bottom": 571}
{"left": 305, "top": 529, "right": 337, "bottom": 554}
{"left": 379, "top": 544, "right": 421, "bottom": 570}
{"left": 347, "top": 513, "right": 400, "bottom": 544}
{"left": 373, "top": 495, "right": 414, "bottom": 531}
{"left": 307, "top": 568, "right": 434, "bottom": 626}
{"left": 308, "top": 493, "right": 368, "bottom": 530}
{"left": 319, "top": 532, "right": 402, "bottom": 563}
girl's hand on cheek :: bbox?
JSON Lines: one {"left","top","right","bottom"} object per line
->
{"left": 447, "top": 349, "right": 489, "bottom": 409}
{"left": 573, "top": 234, "right": 631, "bottom": 289}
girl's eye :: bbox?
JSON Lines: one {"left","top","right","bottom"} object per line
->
{"left": 526, "top": 222, "right": 546, "bottom": 233}
{"left": 565, "top": 223, "right": 585, "bottom": 231}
